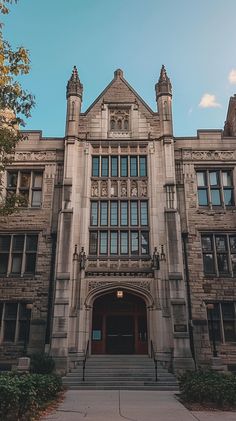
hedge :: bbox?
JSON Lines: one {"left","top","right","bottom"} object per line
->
{"left": 0, "top": 372, "right": 63, "bottom": 421}
{"left": 179, "top": 370, "right": 236, "bottom": 407}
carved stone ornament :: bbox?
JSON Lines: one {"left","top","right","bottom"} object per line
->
{"left": 131, "top": 181, "right": 138, "bottom": 197}
{"left": 182, "top": 150, "right": 235, "bottom": 161}
{"left": 101, "top": 181, "right": 108, "bottom": 197}
{"left": 12, "top": 151, "right": 57, "bottom": 162}
{"left": 88, "top": 279, "right": 151, "bottom": 292}
{"left": 91, "top": 181, "right": 99, "bottom": 197}
{"left": 110, "top": 181, "right": 118, "bottom": 197}
{"left": 120, "top": 181, "right": 127, "bottom": 197}
{"left": 140, "top": 180, "right": 148, "bottom": 197}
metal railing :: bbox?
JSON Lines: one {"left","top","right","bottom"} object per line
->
{"left": 151, "top": 340, "right": 158, "bottom": 382}
{"left": 82, "top": 340, "right": 89, "bottom": 382}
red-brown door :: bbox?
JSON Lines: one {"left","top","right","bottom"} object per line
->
{"left": 91, "top": 291, "right": 148, "bottom": 355}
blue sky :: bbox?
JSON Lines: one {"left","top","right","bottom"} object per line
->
{"left": 3, "top": 0, "right": 236, "bottom": 137}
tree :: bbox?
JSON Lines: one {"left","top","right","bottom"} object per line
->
{"left": 0, "top": 0, "right": 35, "bottom": 215}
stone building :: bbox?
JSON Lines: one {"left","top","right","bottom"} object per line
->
{"left": 0, "top": 66, "right": 236, "bottom": 374}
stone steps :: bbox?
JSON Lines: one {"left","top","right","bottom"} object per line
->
{"left": 63, "top": 355, "right": 179, "bottom": 391}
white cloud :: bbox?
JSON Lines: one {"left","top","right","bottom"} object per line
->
{"left": 228, "top": 69, "right": 236, "bottom": 84}
{"left": 199, "top": 93, "right": 221, "bottom": 108}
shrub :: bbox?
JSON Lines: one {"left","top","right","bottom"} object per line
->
{"left": 179, "top": 370, "right": 236, "bottom": 407}
{"left": 0, "top": 372, "right": 63, "bottom": 421}
{"left": 30, "top": 352, "right": 55, "bottom": 374}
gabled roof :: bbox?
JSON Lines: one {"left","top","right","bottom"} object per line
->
{"left": 83, "top": 69, "right": 155, "bottom": 115}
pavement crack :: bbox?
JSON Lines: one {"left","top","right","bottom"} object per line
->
{"left": 118, "top": 390, "right": 138, "bottom": 421}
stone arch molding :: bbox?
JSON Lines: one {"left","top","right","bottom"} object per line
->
{"left": 84, "top": 280, "right": 154, "bottom": 309}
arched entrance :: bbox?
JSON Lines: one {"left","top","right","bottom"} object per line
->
{"left": 91, "top": 290, "right": 148, "bottom": 354}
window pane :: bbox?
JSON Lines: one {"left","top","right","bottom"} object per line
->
{"left": 110, "top": 232, "right": 118, "bottom": 254}
{"left": 130, "top": 157, "right": 138, "bottom": 177}
{"left": 0, "top": 236, "right": 11, "bottom": 252}
{"left": 140, "top": 201, "right": 148, "bottom": 225}
{"left": 197, "top": 172, "right": 206, "bottom": 187}
{"left": 120, "top": 232, "right": 128, "bottom": 254}
{"left": 202, "top": 236, "right": 213, "bottom": 252}
{"left": 207, "top": 304, "right": 221, "bottom": 342}
{"left": 13, "top": 236, "right": 24, "bottom": 252}
{"left": 222, "top": 303, "right": 236, "bottom": 342}
{"left": 130, "top": 202, "right": 138, "bottom": 226}
{"left": 89, "top": 232, "right": 98, "bottom": 255}
{"left": 139, "top": 157, "right": 147, "bottom": 177}
{"left": 0, "top": 254, "right": 9, "bottom": 274}
{"left": 110, "top": 202, "right": 118, "bottom": 226}
{"left": 11, "top": 254, "right": 22, "bottom": 274}
{"left": 111, "top": 157, "right": 118, "bottom": 177}
{"left": 230, "top": 236, "right": 236, "bottom": 252}
{"left": 224, "top": 189, "right": 234, "bottom": 206}
{"left": 141, "top": 232, "right": 149, "bottom": 254}
{"left": 20, "top": 172, "right": 30, "bottom": 188}
{"left": 215, "top": 236, "right": 227, "bottom": 252}
{"left": 26, "top": 235, "right": 38, "bottom": 252}
{"left": 92, "top": 157, "right": 99, "bottom": 177}
{"left": 25, "top": 253, "right": 37, "bottom": 273}
{"left": 131, "top": 232, "right": 139, "bottom": 255}
{"left": 100, "top": 202, "right": 108, "bottom": 226}
{"left": 4, "top": 321, "right": 16, "bottom": 342}
{"left": 19, "top": 320, "right": 30, "bottom": 342}
{"left": 7, "top": 172, "right": 18, "bottom": 188}
{"left": 101, "top": 157, "right": 109, "bottom": 177}
{"left": 19, "top": 190, "right": 29, "bottom": 205}
{"left": 120, "top": 202, "right": 128, "bottom": 225}
{"left": 33, "top": 173, "right": 43, "bottom": 188}
{"left": 209, "top": 171, "right": 219, "bottom": 186}
{"left": 5, "top": 303, "right": 17, "bottom": 318}
{"left": 211, "top": 189, "right": 221, "bottom": 205}
{"left": 198, "top": 189, "right": 208, "bottom": 206}
{"left": 120, "top": 157, "right": 128, "bottom": 177}
{"left": 100, "top": 232, "right": 108, "bottom": 254}
{"left": 203, "top": 253, "right": 215, "bottom": 274}
{"left": 91, "top": 202, "right": 98, "bottom": 226}
{"left": 222, "top": 171, "right": 232, "bottom": 187}
{"left": 217, "top": 254, "right": 229, "bottom": 274}
{"left": 32, "top": 191, "right": 42, "bottom": 207}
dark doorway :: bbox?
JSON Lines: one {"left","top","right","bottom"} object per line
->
{"left": 91, "top": 291, "right": 148, "bottom": 354}
{"left": 106, "top": 315, "right": 134, "bottom": 354}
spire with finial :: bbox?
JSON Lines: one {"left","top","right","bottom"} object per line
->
{"left": 155, "top": 65, "right": 172, "bottom": 99}
{"left": 66, "top": 66, "right": 83, "bottom": 99}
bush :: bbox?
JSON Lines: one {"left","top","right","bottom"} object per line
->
{"left": 0, "top": 372, "right": 63, "bottom": 421}
{"left": 30, "top": 352, "right": 55, "bottom": 374}
{"left": 179, "top": 370, "right": 236, "bottom": 407}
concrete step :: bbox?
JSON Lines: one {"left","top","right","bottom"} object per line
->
{"left": 67, "top": 385, "right": 179, "bottom": 391}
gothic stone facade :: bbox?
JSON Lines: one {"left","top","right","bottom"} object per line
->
{"left": 0, "top": 67, "right": 236, "bottom": 373}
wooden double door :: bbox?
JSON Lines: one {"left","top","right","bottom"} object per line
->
{"left": 91, "top": 291, "right": 148, "bottom": 354}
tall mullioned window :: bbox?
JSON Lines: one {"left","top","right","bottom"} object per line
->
{"left": 0, "top": 234, "right": 38, "bottom": 276}
{"left": 0, "top": 302, "right": 31, "bottom": 343}
{"left": 201, "top": 233, "right": 236, "bottom": 277}
{"left": 7, "top": 170, "right": 43, "bottom": 208}
{"left": 207, "top": 302, "right": 236, "bottom": 343}
{"left": 89, "top": 200, "right": 149, "bottom": 256}
{"left": 197, "top": 169, "right": 234, "bottom": 207}
{"left": 92, "top": 156, "right": 147, "bottom": 178}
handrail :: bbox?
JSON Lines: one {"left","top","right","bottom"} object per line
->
{"left": 82, "top": 340, "right": 89, "bottom": 382}
{"left": 151, "top": 340, "right": 158, "bottom": 382}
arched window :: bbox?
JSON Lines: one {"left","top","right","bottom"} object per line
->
{"left": 110, "top": 119, "right": 115, "bottom": 130}
{"left": 124, "top": 119, "right": 129, "bottom": 130}
{"left": 117, "top": 119, "right": 122, "bottom": 130}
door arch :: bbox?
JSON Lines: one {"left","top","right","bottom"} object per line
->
{"left": 91, "top": 290, "right": 148, "bottom": 354}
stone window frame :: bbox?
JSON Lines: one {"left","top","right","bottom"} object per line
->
{"left": 91, "top": 155, "right": 147, "bottom": 178}
{"left": 89, "top": 199, "right": 149, "bottom": 257}
{"left": 196, "top": 168, "right": 234, "bottom": 208}
{"left": 0, "top": 233, "right": 38, "bottom": 277}
{"left": 0, "top": 302, "right": 31, "bottom": 344}
{"left": 206, "top": 302, "right": 236, "bottom": 343}
{"left": 201, "top": 233, "right": 236, "bottom": 277}
{"left": 6, "top": 169, "right": 44, "bottom": 208}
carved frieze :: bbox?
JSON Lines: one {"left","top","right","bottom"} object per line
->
{"left": 110, "top": 181, "right": 118, "bottom": 197}
{"left": 91, "top": 181, "right": 99, "bottom": 197}
{"left": 130, "top": 181, "right": 138, "bottom": 197}
{"left": 182, "top": 150, "right": 235, "bottom": 161}
{"left": 140, "top": 180, "right": 148, "bottom": 197}
{"left": 120, "top": 181, "right": 127, "bottom": 197}
{"left": 88, "top": 279, "right": 151, "bottom": 292}
{"left": 12, "top": 151, "right": 58, "bottom": 162}
{"left": 101, "top": 181, "right": 108, "bottom": 197}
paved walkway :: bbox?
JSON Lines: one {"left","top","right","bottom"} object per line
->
{"left": 42, "top": 390, "right": 236, "bottom": 421}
